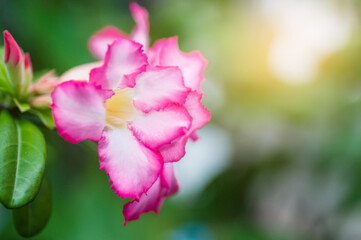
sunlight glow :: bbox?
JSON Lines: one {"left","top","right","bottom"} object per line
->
{"left": 260, "top": 0, "right": 355, "bottom": 84}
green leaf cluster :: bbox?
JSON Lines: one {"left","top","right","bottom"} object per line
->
{"left": 0, "top": 44, "right": 54, "bottom": 237}
{"left": 0, "top": 36, "right": 56, "bottom": 237}
{"left": 0, "top": 110, "right": 51, "bottom": 237}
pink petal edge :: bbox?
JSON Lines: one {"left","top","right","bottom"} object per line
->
{"left": 130, "top": 2, "right": 149, "bottom": 49}
{"left": 123, "top": 163, "right": 179, "bottom": 225}
{"left": 132, "top": 65, "right": 190, "bottom": 113}
{"left": 90, "top": 37, "right": 148, "bottom": 90}
{"left": 88, "top": 26, "right": 126, "bottom": 59}
{"left": 123, "top": 178, "right": 163, "bottom": 225}
{"left": 159, "top": 136, "right": 188, "bottom": 163}
{"left": 51, "top": 80, "right": 113, "bottom": 143}
{"left": 150, "top": 37, "right": 207, "bottom": 93}
{"left": 128, "top": 105, "right": 192, "bottom": 150}
{"left": 98, "top": 128, "right": 163, "bottom": 200}
{"left": 159, "top": 91, "right": 211, "bottom": 162}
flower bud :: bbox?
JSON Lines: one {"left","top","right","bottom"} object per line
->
{"left": 29, "top": 70, "right": 58, "bottom": 95}
{"left": 24, "top": 53, "right": 33, "bottom": 93}
{"left": 31, "top": 95, "right": 52, "bottom": 107}
{"left": 3, "top": 31, "right": 31, "bottom": 98}
{"left": 3, "top": 30, "right": 23, "bottom": 66}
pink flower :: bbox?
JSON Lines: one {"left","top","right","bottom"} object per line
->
{"left": 52, "top": 2, "right": 210, "bottom": 224}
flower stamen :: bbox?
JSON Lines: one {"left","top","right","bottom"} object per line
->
{"left": 105, "top": 88, "right": 136, "bottom": 128}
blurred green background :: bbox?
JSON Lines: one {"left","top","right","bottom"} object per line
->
{"left": 1, "top": 0, "right": 361, "bottom": 239}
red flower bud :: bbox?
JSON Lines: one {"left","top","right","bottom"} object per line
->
{"left": 3, "top": 30, "right": 23, "bottom": 66}
{"left": 24, "top": 53, "right": 32, "bottom": 70}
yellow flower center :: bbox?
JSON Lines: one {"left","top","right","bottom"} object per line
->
{"left": 105, "top": 89, "right": 137, "bottom": 128}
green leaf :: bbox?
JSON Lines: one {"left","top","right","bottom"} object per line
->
{"left": 30, "top": 108, "right": 55, "bottom": 129}
{"left": 12, "top": 175, "right": 52, "bottom": 238}
{"left": 13, "top": 98, "right": 31, "bottom": 113}
{"left": 0, "top": 110, "right": 46, "bottom": 208}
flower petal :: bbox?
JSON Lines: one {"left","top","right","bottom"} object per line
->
{"left": 132, "top": 66, "right": 190, "bottom": 113}
{"left": 159, "top": 92, "right": 210, "bottom": 163}
{"left": 123, "top": 178, "right": 163, "bottom": 225}
{"left": 130, "top": 2, "right": 149, "bottom": 49}
{"left": 147, "top": 38, "right": 162, "bottom": 66}
{"left": 90, "top": 37, "right": 148, "bottom": 90}
{"left": 189, "top": 130, "right": 199, "bottom": 141}
{"left": 159, "top": 136, "right": 187, "bottom": 163}
{"left": 123, "top": 163, "right": 178, "bottom": 225}
{"left": 51, "top": 81, "right": 112, "bottom": 143}
{"left": 160, "top": 163, "right": 179, "bottom": 196}
{"left": 150, "top": 37, "right": 207, "bottom": 93}
{"left": 88, "top": 26, "right": 126, "bottom": 59}
{"left": 128, "top": 105, "right": 192, "bottom": 150}
{"left": 185, "top": 91, "right": 211, "bottom": 133}
{"left": 98, "top": 128, "right": 163, "bottom": 200}
{"left": 59, "top": 62, "right": 102, "bottom": 82}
